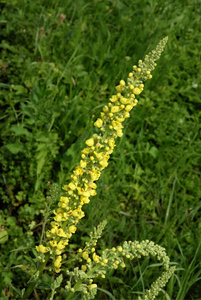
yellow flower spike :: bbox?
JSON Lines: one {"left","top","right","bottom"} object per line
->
{"left": 37, "top": 39, "right": 169, "bottom": 282}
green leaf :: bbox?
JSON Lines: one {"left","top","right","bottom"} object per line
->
{"left": 149, "top": 146, "right": 159, "bottom": 158}
{"left": 10, "top": 125, "right": 30, "bottom": 136}
{"left": 36, "top": 150, "right": 47, "bottom": 177}
{"left": 12, "top": 85, "right": 27, "bottom": 95}
{"left": 5, "top": 143, "right": 24, "bottom": 154}
{"left": 51, "top": 274, "right": 63, "bottom": 290}
{"left": 0, "top": 229, "right": 8, "bottom": 244}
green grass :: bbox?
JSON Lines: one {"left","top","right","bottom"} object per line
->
{"left": 0, "top": 0, "right": 201, "bottom": 299}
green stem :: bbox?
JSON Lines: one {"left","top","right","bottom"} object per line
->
{"left": 22, "top": 253, "right": 50, "bottom": 299}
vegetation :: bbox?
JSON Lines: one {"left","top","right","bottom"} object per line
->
{"left": 0, "top": 0, "right": 200, "bottom": 299}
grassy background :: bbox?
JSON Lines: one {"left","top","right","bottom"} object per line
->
{"left": 0, "top": 0, "right": 201, "bottom": 299}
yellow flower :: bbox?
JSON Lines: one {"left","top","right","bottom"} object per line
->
{"left": 82, "top": 265, "right": 87, "bottom": 271}
{"left": 116, "top": 85, "right": 123, "bottom": 92}
{"left": 89, "top": 284, "right": 97, "bottom": 290}
{"left": 60, "top": 197, "right": 69, "bottom": 203}
{"left": 54, "top": 255, "right": 62, "bottom": 272}
{"left": 103, "top": 105, "right": 109, "bottom": 112}
{"left": 116, "top": 129, "right": 123, "bottom": 137}
{"left": 133, "top": 87, "right": 142, "bottom": 95}
{"left": 117, "top": 246, "right": 123, "bottom": 252}
{"left": 68, "top": 182, "right": 76, "bottom": 190}
{"left": 49, "top": 240, "right": 57, "bottom": 247}
{"left": 110, "top": 95, "right": 118, "bottom": 102}
{"left": 86, "top": 138, "right": 94, "bottom": 147}
{"left": 120, "top": 79, "right": 125, "bottom": 86}
{"left": 111, "top": 106, "right": 120, "bottom": 113}
{"left": 82, "top": 251, "right": 89, "bottom": 260}
{"left": 57, "top": 241, "right": 65, "bottom": 250}
{"left": 80, "top": 160, "right": 87, "bottom": 168}
{"left": 80, "top": 195, "right": 90, "bottom": 203}
{"left": 57, "top": 228, "right": 67, "bottom": 237}
{"left": 36, "top": 245, "right": 49, "bottom": 253}
{"left": 69, "top": 225, "right": 77, "bottom": 233}
{"left": 93, "top": 253, "right": 100, "bottom": 263}
{"left": 108, "top": 138, "right": 115, "bottom": 148}
{"left": 120, "top": 97, "right": 130, "bottom": 104}
{"left": 74, "top": 166, "right": 83, "bottom": 176}
{"left": 99, "top": 159, "right": 108, "bottom": 168}
{"left": 125, "top": 105, "right": 133, "bottom": 112}
{"left": 94, "top": 118, "right": 103, "bottom": 128}
{"left": 54, "top": 214, "right": 62, "bottom": 222}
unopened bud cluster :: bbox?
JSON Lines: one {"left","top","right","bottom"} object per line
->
{"left": 65, "top": 237, "right": 175, "bottom": 300}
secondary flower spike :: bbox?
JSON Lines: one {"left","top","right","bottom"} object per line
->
{"left": 36, "top": 37, "right": 168, "bottom": 273}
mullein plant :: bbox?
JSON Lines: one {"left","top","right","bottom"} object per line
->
{"left": 26, "top": 37, "right": 175, "bottom": 300}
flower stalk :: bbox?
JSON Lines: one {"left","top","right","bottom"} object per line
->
{"left": 32, "top": 37, "right": 173, "bottom": 300}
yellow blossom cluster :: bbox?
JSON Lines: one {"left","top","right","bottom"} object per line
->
{"left": 36, "top": 37, "right": 168, "bottom": 273}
